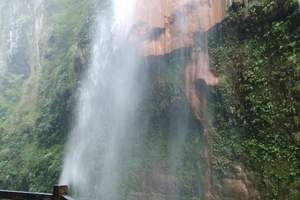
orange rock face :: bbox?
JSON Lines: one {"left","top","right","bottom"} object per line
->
{"left": 132, "top": 0, "right": 225, "bottom": 120}
{"left": 132, "top": 0, "right": 226, "bottom": 56}
{"left": 132, "top": 2, "right": 227, "bottom": 199}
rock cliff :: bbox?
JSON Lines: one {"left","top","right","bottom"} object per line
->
{"left": 131, "top": 0, "right": 226, "bottom": 120}
{"left": 131, "top": 1, "right": 226, "bottom": 199}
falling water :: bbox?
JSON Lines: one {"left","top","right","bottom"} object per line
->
{"left": 61, "top": 0, "right": 226, "bottom": 199}
{"left": 0, "top": 0, "right": 43, "bottom": 76}
{"left": 60, "top": 1, "right": 148, "bottom": 199}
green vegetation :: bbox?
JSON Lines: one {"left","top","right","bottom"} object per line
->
{"left": 0, "top": 0, "right": 299, "bottom": 199}
{"left": 209, "top": 0, "right": 300, "bottom": 199}
{"left": 0, "top": 0, "right": 91, "bottom": 192}
{"left": 0, "top": 73, "right": 24, "bottom": 123}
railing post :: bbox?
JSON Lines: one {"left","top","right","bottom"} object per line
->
{"left": 52, "top": 185, "right": 68, "bottom": 200}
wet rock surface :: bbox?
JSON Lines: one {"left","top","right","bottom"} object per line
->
{"left": 131, "top": 1, "right": 225, "bottom": 199}
{"left": 131, "top": 1, "right": 261, "bottom": 200}
{"left": 132, "top": 0, "right": 226, "bottom": 56}
{"left": 219, "top": 165, "right": 260, "bottom": 200}
{"left": 132, "top": 0, "right": 224, "bottom": 119}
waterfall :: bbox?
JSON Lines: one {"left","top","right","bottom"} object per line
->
{"left": 0, "top": 0, "right": 42, "bottom": 76}
{"left": 60, "top": 1, "right": 147, "bottom": 199}
{"left": 61, "top": 0, "right": 225, "bottom": 199}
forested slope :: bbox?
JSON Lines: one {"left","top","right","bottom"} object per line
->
{"left": 0, "top": 0, "right": 92, "bottom": 191}
{"left": 209, "top": 0, "right": 300, "bottom": 199}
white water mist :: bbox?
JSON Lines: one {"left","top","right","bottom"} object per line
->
{"left": 59, "top": 1, "right": 146, "bottom": 199}
{"left": 60, "top": 0, "right": 209, "bottom": 199}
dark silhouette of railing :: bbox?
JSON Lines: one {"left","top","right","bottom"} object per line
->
{"left": 0, "top": 185, "right": 73, "bottom": 200}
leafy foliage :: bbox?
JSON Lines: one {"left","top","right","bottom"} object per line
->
{"left": 0, "top": 0, "right": 91, "bottom": 192}
{"left": 209, "top": 0, "right": 300, "bottom": 199}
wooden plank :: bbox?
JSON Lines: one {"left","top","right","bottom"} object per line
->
{"left": 0, "top": 190, "right": 52, "bottom": 200}
{"left": 0, "top": 185, "right": 72, "bottom": 200}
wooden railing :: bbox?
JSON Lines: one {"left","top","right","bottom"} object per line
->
{"left": 0, "top": 185, "right": 73, "bottom": 200}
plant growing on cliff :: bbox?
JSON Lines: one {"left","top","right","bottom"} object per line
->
{"left": 209, "top": 0, "right": 300, "bottom": 199}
